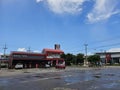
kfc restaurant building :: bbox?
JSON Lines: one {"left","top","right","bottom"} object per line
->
{"left": 96, "top": 52, "right": 120, "bottom": 64}
{"left": 9, "top": 45, "right": 64, "bottom": 69}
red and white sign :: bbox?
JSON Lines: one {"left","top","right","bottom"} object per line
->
{"left": 106, "top": 54, "right": 111, "bottom": 61}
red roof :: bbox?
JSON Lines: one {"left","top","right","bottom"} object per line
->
{"left": 42, "top": 48, "right": 64, "bottom": 54}
{"left": 11, "top": 51, "right": 45, "bottom": 56}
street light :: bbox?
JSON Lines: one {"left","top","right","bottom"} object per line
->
{"left": 84, "top": 44, "right": 88, "bottom": 66}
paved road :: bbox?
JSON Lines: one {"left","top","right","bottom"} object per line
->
{"left": 0, "top": 67, "right": 120, "bottom": 90}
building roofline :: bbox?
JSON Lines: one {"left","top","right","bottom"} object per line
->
{"left": 96, "top": 52, "right": 120, "bottom": 54}
{"left": 42, "top": 48, "right": 64, "bottom": 53}
{"left": 10, "top": 51, "right": 45, "bottom": 56}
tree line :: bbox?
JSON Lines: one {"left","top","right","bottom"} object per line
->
{"left": 61, "top": 53, "right": 100, "bottom": 66}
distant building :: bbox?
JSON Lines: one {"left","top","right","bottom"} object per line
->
{"left": 0, "top": 54, "right": 9, "bottom": 68}
{"left": 9, "top": 45, "right": 64, "bottom": 69}
{"left": 96, "top": 52, "right": 120, "bottom": 64}
{"left": 0, "top": 54, "right": 9, "bottom": 60}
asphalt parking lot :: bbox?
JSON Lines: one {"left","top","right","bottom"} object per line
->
{"left": 0, "top": 66, "right": 120, "bottom": 90}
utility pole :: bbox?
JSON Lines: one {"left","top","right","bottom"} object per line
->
{"left": 104, "top": 50, "right": 107, "bottom": 65}
{"left": 27, "top": 47, "right": 31, "bottom": 52}
{"left": 84, "top": 44, "right": 88, "bottom": 66}
{"left": 3, "top": 44, "right": 7, "bottom": 59}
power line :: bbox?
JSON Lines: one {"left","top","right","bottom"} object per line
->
{"left": 68, "top": 42, "right": 120, "bottom": 54}
{"left": 65, "top": 35, "right": 120, "bottom": 53}
{"left": 2, "top": 35, "right": 120, "bottom": 55}
{"left": 66, "top": 35, "right": 120, "bottom": 53}
{"left": 89, "top": 42, "right": 120, "bottom": 51}
{"left": 89, "top": 35, "right": 120, "bottom": 44}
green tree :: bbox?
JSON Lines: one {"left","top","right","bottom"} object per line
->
{"left": 71, "top": 55, "right": 77, "bottom": 65}
{"left": 61, "top": 53, "right": 74, "bottom": 66}
{"left": 88, "top": 54, "right": 100, "bottom": 66}
{"left": 66, "top": 53, "right": 73, "bottom": 65}
{"left": 61, "top": 53, "right": 84, "bottom": 65}
{"left": 76, "top": 53, "right": 84, "bottom": 65}
{"left": 61, "top": 53, "right": 66, "bottom": 59}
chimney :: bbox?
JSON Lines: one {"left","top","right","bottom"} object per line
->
{"left": 55, "top": 44, "right": 60, "bottom": 50}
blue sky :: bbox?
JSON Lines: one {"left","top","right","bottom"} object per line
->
{"left": 1, "top": 0, "right": 120, "bottom": 55}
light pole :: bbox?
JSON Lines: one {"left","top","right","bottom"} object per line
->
{"left": 3, "top": 44, "right": 7, "bottom": 59}
{"left": 3, "top": 44, "right": 8, "bottom": 69}
{"left": 84, "top": 44, "right": 88, "bottom": 66}
{"left": 102, "top": 50, "right": 107, "bottom": 66}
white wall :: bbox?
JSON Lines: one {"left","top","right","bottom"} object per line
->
{"left": 47, "top": 54, "right": 60, "bottom": 58}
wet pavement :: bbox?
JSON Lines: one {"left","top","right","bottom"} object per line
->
{"left": 0, "top": 67, "right": 120, "bottom": 90}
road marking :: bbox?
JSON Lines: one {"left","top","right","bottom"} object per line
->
{"left": 21, "top": 78, "right": 49, "bottom": 83}
{"left": 20, "top": 75, "right": 73, "bottom": 83}
{"left": 65, "top": 82, "right": 80, "bottom": 86}
{"left": 53, "top": 87, "right": 77, "bottom": 90}
{"left": 66, "top": 83, "right": 73, "bottom": 85}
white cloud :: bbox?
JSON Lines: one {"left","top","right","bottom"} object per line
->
{"left": 17, "top": 48, "right": 27, "bottom": 52}
{"left": 0, "top": 52, "right": 3, "bottom": 55}
{"left": 36, "top": 0, "right": 43, "bottom": 3}
{"left": 36, "top": 0, "right": 87, "bottom": 14}
{"left": 36, "top": 0, "right": 120, "bottom": 22}
{"left": 87, "top": 0, "right": 120, "bottom": 23}
{"left": 107, "top": 48, "right": 120, "bottom": 52}
{"left": 33, "top": 50, "right": 41, "bottom": 53}
{"left": 87, "top": 52, "right": 94, "bottom": 55}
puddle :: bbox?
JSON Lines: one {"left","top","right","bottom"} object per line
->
{"left": 93, "top": 73, "right": 102, "bottom": 78}
{"left": 104, "top": 73, "right": 115, "bottom": 76}
{"left": 102, "top": 82, "right": 118, "bottom": 88}
{"left": 0, "top": 79, "right": 10, "bottom": 86}
{"left": 64, "top": 71, "right": 93, "bottom": 84}
{"left": 64, "top": 77, "right": 80, "bottom": 84}
{"left": 17, "top": 78, "right": 26, "bottom": 81}
{"left": 24, "top": 76, "right": 32, "bottom": 78}
{"left": 33, "top": 75, "right": 44, "bottom": 78}
{"left": 89, "top": 86, "right": 99, "bottom": 90}
{"left": 53, "top": 87, "right": 77, "bottom": 90}
{"left": 54, "top": 77, "right": 61, "bottom": 79}
{"left": 23, "top": 71, "right": 30, "bottom": 73}
{"left": 93, "top": 75, "right": 101, "bottom": 78}
{"left": 1, "top": 67, "right": 120, "bottom": 89}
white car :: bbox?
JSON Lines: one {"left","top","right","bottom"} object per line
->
{"left": 15, "top": 63, "right": 23, "bottom": 69}
{"left": 45, "top": 64, "right": 50, "bottom": 68}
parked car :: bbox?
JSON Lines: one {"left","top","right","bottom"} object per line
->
{"left": 56, "top": 61, "right": 66, "bottom": 69}
{"left": 1, "top": 63, "right": 8, "bottom": 68}
{"left": 15, "top": 63, "right": 23, "bottom": 69}
{"left": 55, "top": 64, "right": 65, "bottom": 69}
{"left": 45, "top": 64, "right": 50, "bottom": 68}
